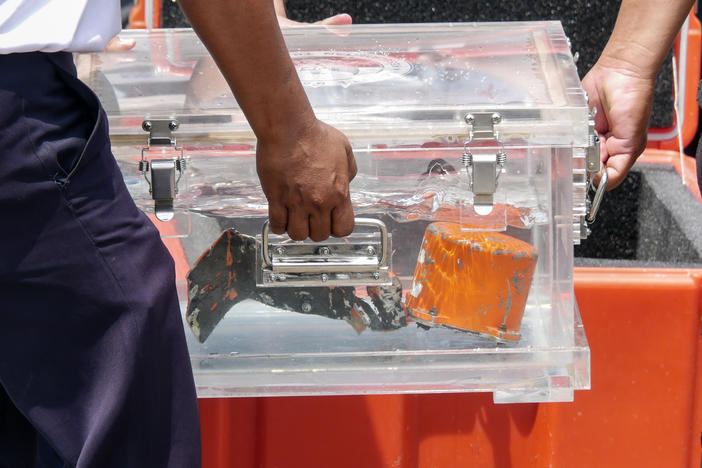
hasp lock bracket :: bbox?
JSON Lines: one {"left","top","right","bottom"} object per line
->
{"left": 462, "top": 112, "right": 506, "bottom": 215}
{"left": 139, "top": 118, "right": 186, "bottom": 222}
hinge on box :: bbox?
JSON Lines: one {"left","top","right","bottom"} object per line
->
{"left": 461, "top": 113, "right": 506, "bottom": 215}
{"left": 580, "top": 113, "right": 607, "bottom": 238}
{"left": 139, "top": 119, "right": 185, "bottom": 222}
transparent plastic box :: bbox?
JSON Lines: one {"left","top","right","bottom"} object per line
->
{"left": 77, "top": 21, "right": 595, "bottom": 403}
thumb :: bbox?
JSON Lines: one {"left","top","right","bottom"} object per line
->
{"left": 315, "top": 13, "right": 353, "bottom": 26}
{"left": 104, "top": 36, "right": 136, "bottom": 52}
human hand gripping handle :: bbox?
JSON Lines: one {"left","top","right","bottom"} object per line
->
{"left": 257, "top": 119, "right": 357, "bottom": 241}
{"left": 581, "top": 0, "right": 695, "bottom": 190}
{"left": 582, "top": 63, "right": 655, "bottom": 190}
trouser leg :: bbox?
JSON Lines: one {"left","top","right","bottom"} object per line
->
{"left": 0, "top": 384, "right": 37, "bottom": 468}
{"left": 0, "top": 52, "right": 201, "bottom": 467}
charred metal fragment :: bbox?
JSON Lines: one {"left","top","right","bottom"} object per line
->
{"left": 186, "top": 229, "right": 406, "bottom": 343}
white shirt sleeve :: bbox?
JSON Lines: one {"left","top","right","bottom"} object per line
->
{"left": 0, "top": 0, "right": 121, "bottom": 53}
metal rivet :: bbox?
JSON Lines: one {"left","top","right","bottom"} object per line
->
{"left": 365, "top": 246, "right": 376, "bottom": 256}
{"left": 321, "top": 274, "right": 328, "bottom": 283}
{"left": 275, "top": 247, "right": 286, "bottom": 256}
{"left": 142, "top": 120, "right": 152, "bottom": 132}
{"left": 301, "top": 302, "right": 312, "bottom": 313}
{"left": 278, "top": 274, "right": 286, "bottom": 282}
{"left": 491, "top": 113, "right": 501, "bottom": 124}
{"left": 373, "top": 272, "right": 380, "bottom": 280}
{"left": 169, "top": 120, "right": 179, "bottom": 131}
{"left": 319, "top": 246, "right": 330, "bottom": 256}
{"left": 464, "top": 114, "right": 474, "bottom": 125}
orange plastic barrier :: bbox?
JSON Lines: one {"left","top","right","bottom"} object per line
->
{"left": 197, "top": 266, "right": 702, "bottom": 468}
{"left": 564, "top": 268, "right": 702, "bottom": 468}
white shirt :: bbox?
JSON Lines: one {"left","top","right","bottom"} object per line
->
{"left": 0, "top": 0, "right": 121, "bottom": 53}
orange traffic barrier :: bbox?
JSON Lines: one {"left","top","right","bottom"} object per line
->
{"left": 406, "top": 222, "right": 537, "bottom": 341}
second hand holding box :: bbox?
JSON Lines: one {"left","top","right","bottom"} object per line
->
{"left": 79, "top": 21, "right": 599, "bottom": 403}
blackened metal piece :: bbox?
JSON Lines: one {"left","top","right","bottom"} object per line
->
{"left": 186, "top": 230, "right": 257, "bottom": 342}
{"left": 367, "top": 276, "right": 407, "bottom": 330}
{"left": 186, "top": 229, "right": 407, "bottom": 343}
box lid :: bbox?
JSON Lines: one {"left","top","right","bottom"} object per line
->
{"left": 81, "top": 21, "right": 597, "bottom": 238}
{"left": 84, "top": 21, "right": 589, "bottom": 145}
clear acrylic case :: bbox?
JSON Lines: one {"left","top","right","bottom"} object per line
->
{"left": 77, "top": 21, "right": 593, "bottom": 403}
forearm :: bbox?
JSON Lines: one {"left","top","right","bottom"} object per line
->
{"left": 599, "top": 0, "right": 694, "bottom": 78}
{"left": 177, "top": 0, "right": 314, "bottom": 142}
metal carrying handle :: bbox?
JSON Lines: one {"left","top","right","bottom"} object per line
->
{"left": 586, "top": 169, "right": 608, "bottom": 224}
{"left": 261, "top": 217, "right": 388, "bottom": 270}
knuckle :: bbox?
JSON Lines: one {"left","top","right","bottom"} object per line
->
{"left": 308, "top": 193, "right": 326, "bottom": 209}
{"left": 335, "top": 187, "right": 350, "bottom": 203}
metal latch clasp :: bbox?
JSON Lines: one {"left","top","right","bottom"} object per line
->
{"left": 258, "top": 218, "right": 390, "bottom": 287}
{"left": 583, "top": 114, "right": 607, "bottom": 232}
{"left": 139, "top": 119, "right": 185, "bottom": 222}
{"left": 461, "top": 113, "right": 506, "bottom": 215}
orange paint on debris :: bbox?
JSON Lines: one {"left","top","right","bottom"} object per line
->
{"left": 224, "top": 289, "right": 238, "bottom": 301}
{"left": 406, "top": 222, "right": 537, "bottom": 341}
{"left": 347, "top": 305, "right": 367, "bottom": 332}
{"left": 225, "top": 235, "right": 234, "bottom": 267}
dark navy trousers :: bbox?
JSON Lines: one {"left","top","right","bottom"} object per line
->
{"left": 0, "top": 52, "right": 201, "bottom": 467}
